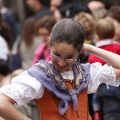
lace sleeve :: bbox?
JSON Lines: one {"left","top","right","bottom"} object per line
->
{"left": 88, "top": 62, "right": 120, "bottom": 94}
{"left": 0, "top": 71, "right": 44, "bottom": 104}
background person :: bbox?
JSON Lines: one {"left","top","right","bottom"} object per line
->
{"left": 32, "top": 16, "right": 56, "bottom": 64}
{"left": 12, "top": 17, "right": 42, "bottom": 70}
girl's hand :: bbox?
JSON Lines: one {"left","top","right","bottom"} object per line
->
{"left": 81, "top": 44, "right": 91, "bottom": 53}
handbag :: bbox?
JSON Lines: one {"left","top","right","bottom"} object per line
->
{"left": 8, "top": 39, "right": 22, "bottom": 72}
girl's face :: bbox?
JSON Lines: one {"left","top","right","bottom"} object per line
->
{"left": 50, "top": 42, "right": 78, "bottom": 73}
{"left": 38, "top": 27, "right": 50, "bottom": 45}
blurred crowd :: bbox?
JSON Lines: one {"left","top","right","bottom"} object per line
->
{"left": 0, "top": 0, "right": 120, "bottom": 120}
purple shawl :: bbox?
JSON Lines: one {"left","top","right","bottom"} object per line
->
{"left": 27, "top": 60, "right": 91, "bottom": 115}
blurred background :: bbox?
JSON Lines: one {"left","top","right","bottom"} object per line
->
{"left": 3, "top": 0, "right": 120, "bottom": 24}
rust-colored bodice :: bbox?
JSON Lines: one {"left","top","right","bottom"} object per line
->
{"left": 35, "top": 81, "right": 92, "bottom": 120}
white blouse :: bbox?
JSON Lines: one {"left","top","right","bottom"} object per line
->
{"left": 0, "top": 62, "right": 120, "bottom": 105}
{"left": 0, "top": 36, "right": 9, "bottom": 60}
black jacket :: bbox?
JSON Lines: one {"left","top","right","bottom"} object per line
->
{"left": 96, "top": 83, "right": 120, "bottom": 120}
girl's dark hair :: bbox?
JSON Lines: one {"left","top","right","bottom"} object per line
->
{"left": 50, "top": 18, "right": 85, "bottom": 50}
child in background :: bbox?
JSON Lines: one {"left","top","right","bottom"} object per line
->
{"left": 88, "top": 18, "right": 120, "bottom": 65}
{"left": 88, "top": 18, "right": 120, "bottom": 120}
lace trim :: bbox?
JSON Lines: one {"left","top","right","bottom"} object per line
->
{"left": 88, "top": 63, "right": 120, "bottom": 94}
{"left": 99, "top": 65, "right": 119, "bottom": 86}
{"left": 0, "top": 86, "right": 22, "bottom": 104}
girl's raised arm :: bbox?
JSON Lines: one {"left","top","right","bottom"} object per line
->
{"left": 82, "top": 44, "right": 120, "bottom": 78}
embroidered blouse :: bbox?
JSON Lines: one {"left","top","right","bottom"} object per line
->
{"left": 0, "top": 62, "right": 120, "bottom": 105}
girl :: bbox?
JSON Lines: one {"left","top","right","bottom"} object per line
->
{"left": 0, "top": 18, "right": 120, "bottom": 120}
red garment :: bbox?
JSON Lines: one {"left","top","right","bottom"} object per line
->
{"left": 32, "top": 43, "right": 50, "bottom": 64}
{"left": 88, "top": 40, "right": 120, "bottom": 65}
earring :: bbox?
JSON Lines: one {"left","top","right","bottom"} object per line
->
{"left": 78, "top": 51, "right": 86, "bottom": 63}
{"left": 77, "top": 56, "right": 81, "bottom": 63}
